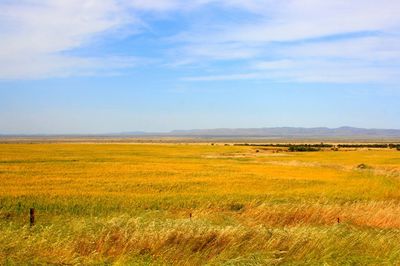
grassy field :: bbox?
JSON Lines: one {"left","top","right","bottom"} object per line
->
{"left": 1, "top": 143, "right": 400, "bottom": 265}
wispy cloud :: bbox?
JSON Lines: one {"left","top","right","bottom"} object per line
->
{"left": 176, "top": 0, "right": 400, "bottom": 83}
{"left": 182, "top": 73, "right": 260, "bottom": 81}
{"left": 1, "top": 0, "right": 400, "bottom": 83}
{"left": 0, "top": 0, "right": 174, "bottom": 79}
{"left": 0, "top": 1, "right": 132, "bottom": 79}
{"left": 183, "top": 57, "right": 400, "bottom": 84}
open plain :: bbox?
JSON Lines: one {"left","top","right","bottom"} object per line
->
{"left": 1, "top": 143, "right": 400, "bottom": 265}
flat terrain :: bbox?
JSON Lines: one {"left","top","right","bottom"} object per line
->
{"left": 1, "top": 144, "right": 400, "bottom": 265}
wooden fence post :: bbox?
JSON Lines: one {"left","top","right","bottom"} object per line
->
{"left": 30, "top": 208, "right": 35, "bottom": 226}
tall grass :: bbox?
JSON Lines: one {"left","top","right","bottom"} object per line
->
{"left": 1, "top": 144, "right": 400, "bottom": 264}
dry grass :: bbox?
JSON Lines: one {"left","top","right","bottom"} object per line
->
{"left": 1, "top": 143, "right": 400, "bottom": 265}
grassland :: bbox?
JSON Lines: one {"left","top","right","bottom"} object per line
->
{"left": 1, "top": 143, "right": 400, "bottom": 265}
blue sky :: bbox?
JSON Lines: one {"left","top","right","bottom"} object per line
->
{"left": 0, "top": 0, "right": 399, "bottom": 134}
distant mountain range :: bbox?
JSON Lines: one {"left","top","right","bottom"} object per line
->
{"left": 119, "top": 127, "right": 400, "bottom": 139}
{"left": 2, "top": 127, "right": 400, "bottom": 139}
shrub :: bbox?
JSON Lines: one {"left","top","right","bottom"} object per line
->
{"left": 357, "top": 163, "right": 369, "bottom": 169}
{"left": 229, "top": 203, "right": 245, "bottom": 211}
{"left": 288, "top": 145, "right": 320, "bottom": 152}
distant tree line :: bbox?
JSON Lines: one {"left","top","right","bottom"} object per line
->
{"left": 389, "top": 144, "right": 400, "bottom": 150}
{"left": 337, "top": 144, "right": 400, "bottom": 148}
{"left": 288, "top": 145, "right": 320, "bottom": 152}
{"left": 234, "top": 143, "right": 333, "bottom": 148}
{"left": 233, "top": 143, "right": 400, "bottom": 151}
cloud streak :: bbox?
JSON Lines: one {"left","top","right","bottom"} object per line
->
{"left": 175, "top": 0, "right": 400, "bottom": 83}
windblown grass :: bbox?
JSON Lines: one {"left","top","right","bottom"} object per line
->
{"left": 1, "top": 144, "right": 400, "bottom": 265}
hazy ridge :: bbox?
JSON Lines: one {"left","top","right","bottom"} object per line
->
{"left": 148, "top": 126, "right": 400, "bottom": 138}
{"left": 2, "top": 127, "right": 400, "bottom": 139}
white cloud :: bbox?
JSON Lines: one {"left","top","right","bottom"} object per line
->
{"left": 254, "top": 60, "right": 295, "bottom": 70}
{"left": 0, "top": 54, "right": 139, "bottom": 79}
{"left": 259, "top": 60, "right": 399, "bottom": 83}
{"left": 236, "top": 1, "right": 398, "bottom": 42}
{"left": 1, "top": 0, "right": 194, "bottom": 80}
{"left": 0, "top": 0, "right": 211, "bottom": 79}
{"left": 0, "top": 0, "right": 138, "bottom": 79}
{"left": 184, "top": 58, "right": 400, "bottom": 84}
{"left": 1, "top": 0, "right": 400, "bottom": 83}
{"left": 183, "top": 73, "right": 260, "bottom": 81}
{"left": 177, "top": 0, "right": 400, "bottom": 83}
{"left": 281, "top": 36, "right": 400, "bottom": 61}
{"left": 203, "top": 0, "right": 400, "bottom": 43}
{"left": 180, "top": 43, "right": 260, "bottom": 61}
{"left": 126, "top": 0, "right": 181, "bottom": 11}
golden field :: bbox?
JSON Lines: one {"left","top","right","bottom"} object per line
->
{"left": 1, "top": 143, "right": 400, "bottom": 265}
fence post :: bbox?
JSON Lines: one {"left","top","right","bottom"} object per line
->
{"left": 30, "top": 208, "right": 35, "bottom": 226}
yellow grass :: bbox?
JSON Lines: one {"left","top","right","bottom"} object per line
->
{"left": 1, "top": 143, "right": 400, "bottom": 265}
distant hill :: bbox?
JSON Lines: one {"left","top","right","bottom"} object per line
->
{"left": 166, "top": 126, "right": 400, "bottom": 138}
{"left": 2, "top": 127, "right": 400, "bottom": 140}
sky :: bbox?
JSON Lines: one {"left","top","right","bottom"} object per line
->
{"left": 0, "top": 0, "right": 399, "bottom": 134}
